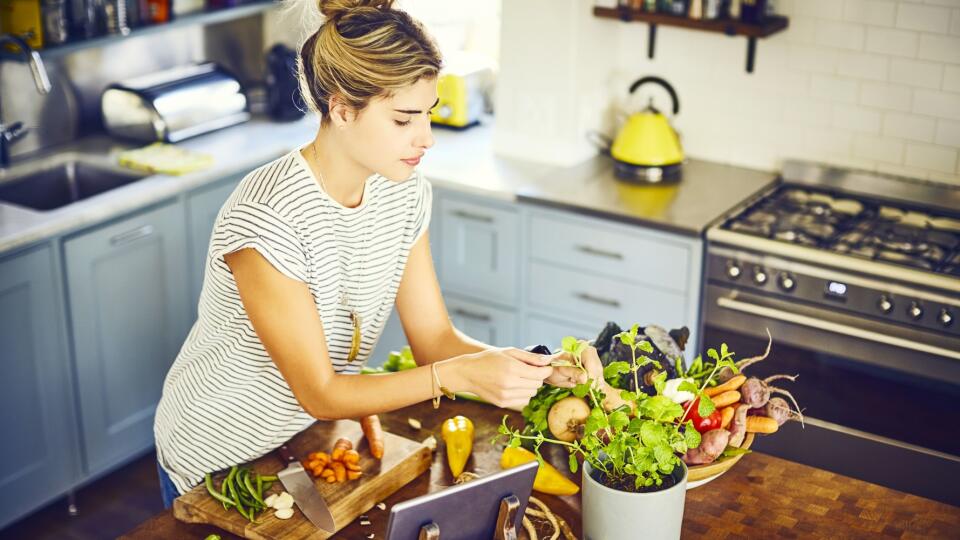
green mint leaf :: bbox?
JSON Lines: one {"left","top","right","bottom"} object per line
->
{"left": 509, "top": 437, "right": 521, "bottom": 448}
{"left": 707, "top": 348, "right": 720, "bottom": 362}
{"left": 572, "top": 382, "right": 591, "bottom": 399}
{"left": 721, "top": 343, "right": 730, "bottom": 358}
{"left": 678, "top": 381, "right": 699, "bottom": 394}
{"left": 640, "top": 396, "right": 684, "bottom": 422}
{"left": 609, "top": 411, "right": 630, "bottom": 430}
{"left": 652, "top": 371, "right": 668, "bottom": 396}
{"left": 561, "top": 336, "right": 579, "bottom": 354}
{"left": 653, "top": 444, "right": 674, "bottom": 466}
{"left": 617, "top": 331, "right": 634, "bottom": 346}
{"left": 603, "top": 361, "right": 631, "bottom": 379}
{"left": 568, "top": 452, "right": 579, "bottom": 473}
{"left": 684, "top": 421, "right": 702, "bottom": 449}
{"left": 698, "top": 394, "right": 716, "bottom": 418}
{"left": 637, "top": 340, "right": 654, "bottom": 354}
{"left": 639, "top": 421, "right": 666, "bottom": 446}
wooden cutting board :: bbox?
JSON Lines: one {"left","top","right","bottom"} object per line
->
{"left": 172, "top": 419, "right": 432, "bottom": 539}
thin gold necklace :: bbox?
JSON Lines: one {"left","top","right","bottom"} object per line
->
{"left": 310, "top": 141, "right": 367, "bottom": 363}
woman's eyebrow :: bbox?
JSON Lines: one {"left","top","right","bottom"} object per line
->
{"left": 394, "top": 97, "right": 440, "bottom": 114}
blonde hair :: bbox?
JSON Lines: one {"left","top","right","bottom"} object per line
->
{"left": 297, "top": 0, "right": 443, "bottom": 124}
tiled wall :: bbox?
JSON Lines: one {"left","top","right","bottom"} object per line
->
{"left": 494, "top": 0, "right": 960, "bottom": 185}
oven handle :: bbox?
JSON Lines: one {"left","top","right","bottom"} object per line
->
{"left": 717, "top": 296, "right": 960, "bottom": 361}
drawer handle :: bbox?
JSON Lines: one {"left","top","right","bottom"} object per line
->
{"left": 574, "top": 292, "right": 621, "bottom": 308}
{"left": 451, "top": 308, "right": 492, "bottom": 322}
{"left": 575, "top": 245, "right": 624, "bottom": 260}
{"left": 110, "top": 225, "right": 155, "bottom": 246}
{"left": 451, "top": 209, "right": 494, "bottom": 223}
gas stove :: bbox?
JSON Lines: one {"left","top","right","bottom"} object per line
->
{"left": 702, "top": 160, "right": 960, "bottom": 506}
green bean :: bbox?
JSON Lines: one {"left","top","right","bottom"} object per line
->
{"left": 244, "top": 471, "right": 266, "bottom": 506}
{"left": 204, "top": 473, "right": 235, "bottom": 507}
{"left": 259, "top": 474, "right": 278, "bottom": 482}
{"left": 256, "top": 474, "right": 263, "bottom": 501}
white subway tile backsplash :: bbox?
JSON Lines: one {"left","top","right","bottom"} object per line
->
{"left": 803, "top": 128, "right": 855, "bottom": 156}
{"left": 811, "top": 75, "right": 860, "bottom": 103}
{"left": 860, "top": 82, "right": 914, "bottom": 110}
{"left": 865, "top": 27, "right": 920, "bottom": 56}
{"left": 904, "top": 143, "right": 958, "bottom": 172}
{"left": 889, "top": 58, "right": 944, "bottom": 88}
{"left": 935, "top": 119, "right": 960, "bottom": 146}
{"left": 917, "top": 34, "right": 960, "bottom": 63}
{"left": 798, "top": 0, "right": 844, "bottom": 20}
{"left": 783, "top": 100, "right": 834, "bottom": 127}
{"left": 854, "top": 134, "right": 906, "bottom": 162}
{"left": 834, "top": 105, "right": 884, "bottom": 132}
{"left": 837, "top": 51, "right": 890, "bottom": 80}
{"left": 951, "top": 9, "right": 960, "bottom": 36}
{"left": 944, "top": 65, "right": 960, "bottom": 91}
{"left": 913, "top": 88, "right": 960, "bottom": 119}
{"left": 882, "top": 111, "right": 937, "bottom": 141}
{"left": 843, "top": 0, "right": 897, "bottom": 27}
{"left": 788, "top": 45, "right": 840, "bottom": 74}
{"left": 928, "top": 171, "right": 960, "bottom": 185}
{"left": 815, "top": 21, "right": 867, "bottom": 50}
{"left": 896, "top": 2, "right": 951, "bottom": 33}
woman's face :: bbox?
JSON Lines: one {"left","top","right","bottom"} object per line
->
{"left": 340, "top": 77, "right": 438, "bottom": 182}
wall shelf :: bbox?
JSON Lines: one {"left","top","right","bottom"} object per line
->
{"left": 593, "top": 6, "right": 789, "bottom": 73}
{"left": 6, "top": 0, "right": 275, "bottom": 61}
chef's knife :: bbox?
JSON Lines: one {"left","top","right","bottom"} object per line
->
{"left": 277, "top": 443, "right": 336, "bottom": 532}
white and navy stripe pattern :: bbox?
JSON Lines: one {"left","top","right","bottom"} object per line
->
{"left": 154, "top": 145, "right": 431, "bottom": 494}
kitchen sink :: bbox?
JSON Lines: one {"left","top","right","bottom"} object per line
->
{"left": 0, "top": 156, "right": 149, "bottom": 211}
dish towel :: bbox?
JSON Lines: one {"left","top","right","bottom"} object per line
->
{"left": 117, "top": 143, "right": 214, "bottom": 175}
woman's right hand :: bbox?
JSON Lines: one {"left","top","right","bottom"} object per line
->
{"left": 446, "top": 348, "right": 554, "bottom": 409}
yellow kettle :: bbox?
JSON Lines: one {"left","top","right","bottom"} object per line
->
{"left": 610, "top": 76, "right": 684, "bottom": 183}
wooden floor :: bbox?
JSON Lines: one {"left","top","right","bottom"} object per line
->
{"left": 0, "top": 451, "right": 164, "bottom": 540}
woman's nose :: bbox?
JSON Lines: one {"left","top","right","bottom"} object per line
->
{"left": 415, "top": 120, "right": 434, "bottom": 150}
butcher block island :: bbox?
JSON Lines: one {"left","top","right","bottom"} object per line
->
{"left": 124, "top": 400, "right": 960, "bottom": 539}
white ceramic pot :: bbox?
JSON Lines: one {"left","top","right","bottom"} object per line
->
{"left": 581, "top": 461, "right": 688, "bottom": 540}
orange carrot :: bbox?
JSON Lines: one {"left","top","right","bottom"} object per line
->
{"left": 345, "top": 462, "right": 362, "bottom": 472}
{"left": 705, "top": 375, "right": 747, "bottom": 397}
{"left": 361, "top": 415, "right": 385, "bottom": 459}
{"left": 720, "top": 406, "right": 736, "bottom": 430}
{"left": 347, "top": 470, "right": 362, "bottom": 481}
{"left": 331, "top": 461, "right": 346, "bottom": 483}
{"left": 712, "top": 390, "right": 741, "bottom": 409}
{"left": 331, "top": 438, "right": 352, "bottom": 461}
{"left": 746, "top": 415, "right": 779, "bottom": 434}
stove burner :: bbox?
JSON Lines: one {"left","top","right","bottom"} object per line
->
{"left": 724, "top": 186, "right": 960, "bottom": 275}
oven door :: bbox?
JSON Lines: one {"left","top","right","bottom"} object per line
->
{"left": 703, "top": 284, "right": 960, "bottom": 506}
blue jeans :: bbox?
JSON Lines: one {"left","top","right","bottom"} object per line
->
{"left": 157, "top": 460, "right": 180, "bottom": 510}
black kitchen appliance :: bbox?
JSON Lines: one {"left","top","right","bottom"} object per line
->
{"left": 703, "top": 160, "right": 960, "bottom": 506}
{"left": 265, "top": 43, "right": 306, "bottom": 122}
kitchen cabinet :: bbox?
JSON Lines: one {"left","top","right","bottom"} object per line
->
{"left": 185, "top": 172, "right": 243, "bottom": 315}
{"left": 65, "top": 201, "right": 191, "bottom": 477}
{"left": 0, "top": 246, "right": 81, "bottom": 530}
{"left": 446, "top": 293, "right": 518, "bottom": 347}
{"left": 437, "top": 195, "right": 519, "bottom": 307}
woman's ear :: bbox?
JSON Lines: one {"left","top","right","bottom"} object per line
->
{"left": 327, "top": 95, "right": 357, "bottom": 128}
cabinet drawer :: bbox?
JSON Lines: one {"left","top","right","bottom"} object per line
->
{"left": 524, "top": 314, "right": 598, "bottom": 352}
{"left": 438, "top": 197, "right": 519, "bottom": 305}
{"left": 529, "top": 212, "right": 690, "bottom": 292}
{"left": 528, "top": 261, "right": 687, "bottom": 330}
{"left": 446, "top": 294, "right": 517, "bottom": 347}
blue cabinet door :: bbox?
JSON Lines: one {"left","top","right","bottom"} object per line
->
{"left": 446, "top": 294, "right": 518, "bottom": 348}
{"left": 65, "top": 201, "right": 191, "bottom": 476}
{"left": 0, "top": 246, "right": 80, "bottom": 530}
{"left": 186, "top": 174, "right": 243, "bottom": 316}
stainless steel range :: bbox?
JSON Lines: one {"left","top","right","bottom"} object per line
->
{"left": 702, "top": 160, "right": 960, "bottom": 506}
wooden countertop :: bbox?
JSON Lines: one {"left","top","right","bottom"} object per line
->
{"left": 121, "top": 399, "right": 960, "bottom": 539}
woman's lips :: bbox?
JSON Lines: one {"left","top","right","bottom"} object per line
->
{"left": 402, "top": 156, "right": 422, "bottom": 166}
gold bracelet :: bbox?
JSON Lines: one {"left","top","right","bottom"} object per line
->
{"left": 431, "top": 362, "right": 456, "bottom": 409}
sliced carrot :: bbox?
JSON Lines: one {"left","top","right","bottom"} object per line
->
{"left": 720, "top": 406, "right": 736, "bottom": 430}
{"left": 347, "top": 470, "right": 362, "bottom": 481}
{"left": 345, "top": 462, "right": 362, "bottom": 472}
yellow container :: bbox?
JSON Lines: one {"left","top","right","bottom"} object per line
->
{"left": 1, "top": 0, "right": 44, "bottom": 50}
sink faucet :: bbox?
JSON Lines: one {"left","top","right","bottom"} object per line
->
{"left": 0, "top": 33, "right": 52, "bottom": 168}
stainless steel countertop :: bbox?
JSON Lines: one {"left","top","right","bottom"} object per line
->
{"left": 0, "top": 115, "right": 777, "bottom": 255}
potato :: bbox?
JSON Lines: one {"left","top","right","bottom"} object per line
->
{"left": 547, "top": 396, "right": 591, "bottom": 442}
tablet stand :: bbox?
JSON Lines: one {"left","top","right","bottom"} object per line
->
{"left": 417, "top": 494, "right": 521, "bottom": 540}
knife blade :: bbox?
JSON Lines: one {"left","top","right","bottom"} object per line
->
{"left": 277, "top": 443, "right": 336, "bottom": 532}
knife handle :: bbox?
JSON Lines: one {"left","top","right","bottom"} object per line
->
{"left": 277, "top": 443, "right": 297, "bottom": 463}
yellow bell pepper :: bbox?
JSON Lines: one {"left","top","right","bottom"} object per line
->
{"left": 441, "top": 415, "right": 474, "bottom": 477}
{"left": 500, "top": 446, "right": 579, "bottom": 496}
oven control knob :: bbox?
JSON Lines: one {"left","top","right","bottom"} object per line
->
{"left": 726, "top": 262, "right": 742, "bottom": 280}
{"left": 753, "top": 267, "right": 768, "bottom": 285}
{"left": 940, "top": 309, "right": 954, "bottom": 328}
{"left": 778, "top": 272, "right": 796, "bottom": 291}
{"left": 908, "top": 302, "right": 923, "bottom": 321}
{"left": 878, "top": 295, "right": 894, "bottom": 314}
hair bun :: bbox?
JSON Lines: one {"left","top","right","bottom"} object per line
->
{"left": 318, "top": 0, "right": 393, "bottom": 21}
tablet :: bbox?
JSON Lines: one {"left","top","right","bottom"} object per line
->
{"left": 385, "top": 460, "right": 539, "bottom": 540}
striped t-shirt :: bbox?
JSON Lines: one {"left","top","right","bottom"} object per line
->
{"left": 154, "top": 145, "right": 432, "bottom": 494}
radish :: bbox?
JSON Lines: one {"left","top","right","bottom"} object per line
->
{"left": 764, "top": 396, "right": 804, "bottom": 426}
{"left": 717, "top": 328, "right": 772, "bottom": 382}
{"left": 728, "top": 404, "right": 751, "bottom": 447}
{"left": 547, "top": 396, "right": 591, "bottom": 442}
{"left": 739, "top": 374, "right": 802, "bottom": 418}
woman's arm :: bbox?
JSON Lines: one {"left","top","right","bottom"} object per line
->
{"left": 224, "top": 247, "right": 552, "bottom": 419}
{"left": 394, "top": 230, "right": 491, "bottom": 365}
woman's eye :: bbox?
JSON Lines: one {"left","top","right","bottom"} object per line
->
{"left": 394, "top": 119, "right": 411, "bottom": 126}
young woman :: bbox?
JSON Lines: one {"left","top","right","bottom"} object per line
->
{"left": 153, "top": 0, "right": 586, "bottom": 508}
